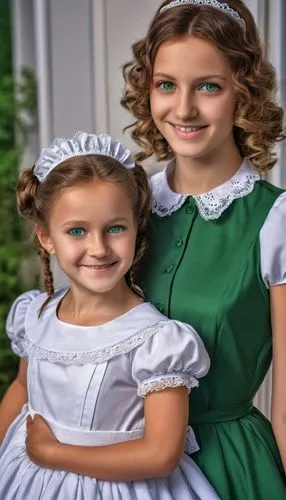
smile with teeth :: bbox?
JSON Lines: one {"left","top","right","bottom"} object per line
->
{"left": 173, "top": 124, "right": 206, "bottom": 132}
{"left": 81, "top": 263, "right": 116, "bottom": 269}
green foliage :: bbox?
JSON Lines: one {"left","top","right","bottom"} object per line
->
{"left": 0, "top": 0, "right": 38, "bottom": 397}
{"left": 0, "top": 1, "right": 12, "bottom": 77}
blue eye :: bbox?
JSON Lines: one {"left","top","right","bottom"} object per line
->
{"left": 68, "top": 227, "right": 86, "bottom": 237}
{"left": 199, "top": 82, "right": 220, "bottom": 94}
{"left": 107, "top": 225, "right": 124, "bottom": 234}
{"left": 158, "top": 81, "right": 175, "bottom": 92}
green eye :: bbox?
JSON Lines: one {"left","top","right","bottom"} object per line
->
{"left": 68, "top": 227, "right": 85, "bottom": 237}
{"left": 107, "top": 225, "right": 124, "bottom": 234}
{"left": 159, "top": 81, "right": 175, "bottom": 92}
{"left": 200, "top": 82, "right": 220, "bottom": 93}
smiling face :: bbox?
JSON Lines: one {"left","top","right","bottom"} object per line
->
{"left": 36, "top": 179, "right": 137, "bottom": 298}
{"left": 150, "top": 36, "right": 237, "bottom": 164}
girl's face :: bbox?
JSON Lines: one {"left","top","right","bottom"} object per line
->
{"left": 37, "top": 179, "right": 137, "bottom": 297}
{"left": 150, "top": 36, "right": 237, "bottom": 163}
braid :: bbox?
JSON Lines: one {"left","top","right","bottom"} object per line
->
{"left": 38, "top": 246, "right": 54, "bottom": 296}
{"left": 127, "top": 163, "right": 151, "bottom": 298}
{"left": 38, "top": 246, "right": 54, "bottom": 315}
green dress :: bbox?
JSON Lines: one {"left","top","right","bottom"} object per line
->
{"left": 140, "top": 160, "right": 286, "bottom": 499}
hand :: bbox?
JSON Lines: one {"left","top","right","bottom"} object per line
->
{"left": 26, "top": 414, "right": 58, "bottom": 467}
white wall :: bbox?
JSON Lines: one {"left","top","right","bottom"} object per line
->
{"left": 50, "top": 0, "right": 95, "bottom": 137}
{"left": 93, "top": 0, "right": 162, "bottom": 164}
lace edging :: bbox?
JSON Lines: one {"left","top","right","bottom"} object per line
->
{"left": 194, "top": 172, "right": 260, "bottom": 220}
{"left": 151, "top": 195, "right": 187, "bottom": 217}
{"left": 24, "top": 320, "right": 168, "bottom": 365}
{"left": 150, "top": 161, "right": 260, "bottom": 220}
{"left": 137, "top": 374, "right": 199, "bottom": 397}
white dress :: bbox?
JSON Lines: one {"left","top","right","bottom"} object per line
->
{"left": 0, "top": 288, "right": 220, "bottom": 500}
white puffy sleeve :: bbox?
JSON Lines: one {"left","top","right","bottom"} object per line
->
{"left": 260, "top": 192, "right": 286, "bottom": 286}
{"left": 6, "top": 290, "right": 41, "bottom": 358}
{"left": 131, "top": 320, "right": 210, "bottom": 397}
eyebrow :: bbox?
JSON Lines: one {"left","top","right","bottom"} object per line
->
{"left": 61, "top": 220, "right": 87, "bottom": 227}
{"left": 61, "top": 217, "right": 130, "bottom": 228}
{"left": 152, "top": 72, "right": 227, "bottom": 82}
{"left": 106, "top": 217, "right": 130, "bottom": 224}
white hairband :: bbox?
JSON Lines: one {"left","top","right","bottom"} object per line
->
{"left": 34, "top": 132, "right": 135, "bottom": 182}
{"left": 160, "top": 0, "right": 245, "bottom": 27}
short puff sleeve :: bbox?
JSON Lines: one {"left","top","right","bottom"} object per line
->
{"left": 131, "top": 320, "right": 210, "bottom": 397}
{"left": 6, "top": 290, "right": 41, "bottom": 358}
{"left": 260, "top": 192, "right": 286, "bottom": 286}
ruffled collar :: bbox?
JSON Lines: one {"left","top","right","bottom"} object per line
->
{"left": 150, "top": 158, "right": 261, "bottom": 220}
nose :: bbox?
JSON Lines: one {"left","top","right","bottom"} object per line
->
{"left": 175, "top": 88, "right": 199, "bottom": 121}
{"left": 87, "top": 233, "right": 110, "bottom": 258}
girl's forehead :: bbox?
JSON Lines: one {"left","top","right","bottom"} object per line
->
{"left": 50, "top": 180, "right": 133, "bottom": 216}
{"left": 50, "top": 182, "right": 133, "bottom": 225}
{"left": 153, "top": 36, "right": 232, "bottom": 77}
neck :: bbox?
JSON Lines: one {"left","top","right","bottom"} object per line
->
{"left": 59, "top": 281, "right": 142, "bottom": 326}
{"left": 170, "top": 142, "right": 242, "bottom": 195}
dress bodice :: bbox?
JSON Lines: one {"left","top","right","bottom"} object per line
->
{"left": 6, "top": 288, "right": 209, "bottom": 447}
{"left": 141, "top": 179, "right": 283, "bottom": 422}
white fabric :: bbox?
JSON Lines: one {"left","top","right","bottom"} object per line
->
{"left": 260, "top": 191, "right": 286, "bottom": 286}
{"left": 6, "top": 289, "right": 41, "bottom": 358}
{"left": 34, "top": 131, "right": 135, "bottom": 182}
{"left": 150, "top": 160, "right": 286, "bottom": 287}
{"left": 150, "top": 158, "right": 260, "bottom": 220}
{"left": 0, "top": 289, "right": 219, "bottom": 500}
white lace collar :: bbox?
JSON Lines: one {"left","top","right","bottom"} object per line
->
{"left": 150, "top": 158, "right": 260, "bottom": 220}
{"left": 24, "top": 289, "right": 168, "bottom": 365}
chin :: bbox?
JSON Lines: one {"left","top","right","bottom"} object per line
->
{"left": 82, "top": 284, "right": 117, "bottom": 295}
{"left": 173, "top": 148, "right": 209, "bottom": 159}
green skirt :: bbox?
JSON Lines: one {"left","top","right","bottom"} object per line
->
{"left": 192, "top": 408, "right": 286, "bottom": 499}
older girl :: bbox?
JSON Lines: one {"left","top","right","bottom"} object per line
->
{"left": 121, "top": 0, "right": 286, "bottom": 498}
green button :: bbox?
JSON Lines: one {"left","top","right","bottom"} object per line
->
{"left": 175, "top": 239, "right": 183, "bottom": 247}
{"left": 185, "top": 206, "right": 194, "bottom": 214}
{"left": 165, "top": 264, "right": 174, "bottom": 273}
{"left": 156, "top": 302, "right": 165, "bottom": 313}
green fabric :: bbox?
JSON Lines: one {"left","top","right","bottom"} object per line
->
{"left": 141, "top": 180, "right": 286, "bottom": 499}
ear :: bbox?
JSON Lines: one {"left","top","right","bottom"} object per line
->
{"left": 35, "top": 225, "right": 56, "bottom": 255}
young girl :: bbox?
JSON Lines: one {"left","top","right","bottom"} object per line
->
{"left": 0, "top": 131, "right": 220, "bottom": 499}
{"left": 121, "top": 0, "right": 286, "bottom": 498}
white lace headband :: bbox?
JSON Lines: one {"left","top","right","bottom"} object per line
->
{"left": 34, "top": 131, "right": 135, "bottom": 183}
{"left": 160, "top": 0, "right": 245, "bottom": 27}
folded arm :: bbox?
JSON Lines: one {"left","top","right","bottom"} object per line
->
{"left": 26, "top": 386, "right": 189, "bottom": 481}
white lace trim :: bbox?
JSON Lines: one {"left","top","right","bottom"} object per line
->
{"left": 137, "top": 374, "right": 199, "bottom": 397}
{"left": 24, "top": 320, "right": 167, "bottom": 365}
{"left": 150, "top": 159, "right": 260, "bottom": 220}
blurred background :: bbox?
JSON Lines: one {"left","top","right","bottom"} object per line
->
{"left": 0, "top": 0, "right": 285, "bottom": 413}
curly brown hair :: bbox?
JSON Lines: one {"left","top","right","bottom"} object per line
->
{"left": 16, "top": 154, "right": 151, "bottom": 305}
{"left": 121, "top": 0, "right": 285, "bottom": 172}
